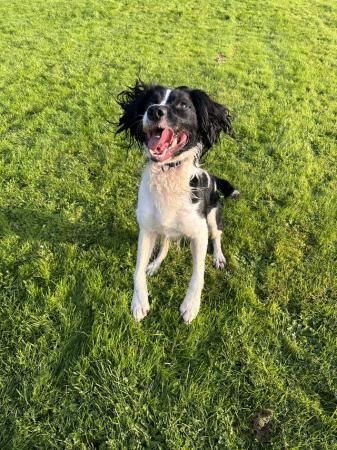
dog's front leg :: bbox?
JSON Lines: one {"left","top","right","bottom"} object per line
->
{"left": 132, "top": 228, "right": 157, "bottom": 321}
{"left": 180, "top": 223, "right": 208, "bottom": 324}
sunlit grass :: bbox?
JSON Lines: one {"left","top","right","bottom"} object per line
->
{"left": 0, "top": 0, "right": 336, "bottom": 448}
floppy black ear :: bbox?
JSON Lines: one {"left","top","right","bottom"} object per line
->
{"left": 189, "top": 89, "right": 233, "bottom": 151}
{"left": 116, "top": 79, "right": 148, "bottom": 144}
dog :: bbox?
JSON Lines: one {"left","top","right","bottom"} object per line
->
{"left": 117, "top": 81, "right": 239, "bottom": 323}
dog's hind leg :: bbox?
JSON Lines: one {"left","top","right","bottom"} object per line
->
{"left": 146, "top": 237, "right": 170, "bottom": 276}
{"left": 207, "top": 205, "right": 226, "bottom": 269}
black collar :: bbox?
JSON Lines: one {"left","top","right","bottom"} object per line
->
{"left": 161, "top": 160, "right": 182, "bottom": 172}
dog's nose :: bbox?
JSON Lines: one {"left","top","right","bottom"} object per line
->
{"left": 147, "top": 105, "right": 167, "bottom": 121}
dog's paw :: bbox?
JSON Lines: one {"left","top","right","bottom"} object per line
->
{"left": 180, "top": 299, "right": 200, "bottom": 324}
{"left": 146, "top": 260, "right": 160, "bottom": 276}
{"left": 230, "top": 189, "right": 240, "bottom": 199}
{"left": 213, "top": 253, "right": 226, "bottom": 270}
{"left": 131, "top": 302, "right": 150, "bottom": 322}
{"left": 131, "top": 293, "right": 150, "bottom": 322}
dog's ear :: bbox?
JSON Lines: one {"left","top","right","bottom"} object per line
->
{"left": 189, "top": 89, "right": 233, "bottom": 150}
{"left": 116, "top": 79, "right": 148, "bottom": 144}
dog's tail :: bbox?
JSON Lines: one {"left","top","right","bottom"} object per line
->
{"left": 213, "top": 176, "right": 240, "bottom": 199}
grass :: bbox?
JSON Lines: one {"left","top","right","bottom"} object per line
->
{"left": 0, "top": 0, "right": 336, "bottom": 448}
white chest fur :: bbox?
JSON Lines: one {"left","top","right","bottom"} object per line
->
{"left": 136, "top": 155, "right": 205, "bottom": 239}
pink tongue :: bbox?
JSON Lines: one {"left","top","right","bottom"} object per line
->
{"left": 148, "top": 128, "right": 174, "bottom": 153}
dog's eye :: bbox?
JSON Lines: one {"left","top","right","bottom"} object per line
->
{"left": 177, "top": 102, "right": 188, "bottom": 109}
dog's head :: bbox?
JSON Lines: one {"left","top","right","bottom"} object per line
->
{"left": 117, "top": 80, "right": 233, "bottom": 163}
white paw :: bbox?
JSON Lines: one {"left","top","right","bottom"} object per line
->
{"left": 131, "top": 292, "right": 150, "bottom": 322}
{"left": 213, "top": 253, "right": 226, "bottom": 270}
{"left": 180, "top": 298, "right": 200, "bottom": 324}
{"left": 146, "top": 260, "right": 160, "bottom": 276}
{"left": 230, "top": 189, "right": 240, "bottom": 199}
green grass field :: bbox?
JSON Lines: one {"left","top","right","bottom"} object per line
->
{"left": 1, "top": 0, "right": 336, "bottom": 448}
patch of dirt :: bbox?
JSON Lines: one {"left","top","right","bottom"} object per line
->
{"left": 252, "top": 409, "right": 273, "bottom": 442}
{"left": 215, "top": 53, "right": 226, "bottom": 63}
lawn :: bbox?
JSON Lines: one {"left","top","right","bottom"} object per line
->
{"left": 0, "top": 0, "right": 336, "bottom": 448}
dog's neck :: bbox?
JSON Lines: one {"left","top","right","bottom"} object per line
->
{"left": 146, "top": 146, "right": 202, "bottom": 200}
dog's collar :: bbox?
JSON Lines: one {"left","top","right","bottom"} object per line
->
{"left": 161, "top": 160, "right": 182, "bottom": 172}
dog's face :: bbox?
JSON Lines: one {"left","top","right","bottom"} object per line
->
{"left": 141, "top": 87, "right": 198, "bottom": 162}
{"left": 117, "top": 81, "right": 232, "bottom": 163}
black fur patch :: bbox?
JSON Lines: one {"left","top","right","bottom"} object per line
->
{"left": 116, "top": 81, "right": 166, "bottom": 145}
{"left": 190, "top": 172, "right": 236, "bottom": 228}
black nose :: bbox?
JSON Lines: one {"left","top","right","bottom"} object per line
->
{"left": 147, "top": 105, "right": 167, "bottom": 121}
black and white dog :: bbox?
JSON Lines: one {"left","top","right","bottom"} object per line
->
{"left": 117, "top": 81, "right": 239, "bottom": 323}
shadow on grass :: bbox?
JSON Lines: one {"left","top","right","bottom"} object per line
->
{"left": 52, "top": 272, "right": 95, "bottom": 386}
{"left": 0, "top": 206, "right": 137, "bottom": 252}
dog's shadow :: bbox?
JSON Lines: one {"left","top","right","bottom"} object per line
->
{"left": 0, "top": 204, "right": 138, "bottom": 391}
{"left": 0, "top": 205, "right": 136, "bottom": 253}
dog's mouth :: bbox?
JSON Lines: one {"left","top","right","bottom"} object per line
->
{"left": 146, "top": 127, "right": 189, "bottom": 162}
